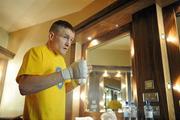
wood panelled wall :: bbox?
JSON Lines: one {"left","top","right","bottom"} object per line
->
{"left": 132, "top": 5, "right": 169, "bottom": 119}
{"left": 65, "top": 43, "right": 76, "bottom": 120}
{"left": 163, "top": 2, "right": 180, "bottom": 119}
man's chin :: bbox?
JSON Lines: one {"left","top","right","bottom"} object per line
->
{"left": 59, "top": 51, "right": 67, "bottom": 56}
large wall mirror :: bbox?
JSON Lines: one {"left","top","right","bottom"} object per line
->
{"left": 82, "top": 32, "right": 133, "bottom": 113}
{"left": 176, "top": 11, "right": 180, "bottom": 49}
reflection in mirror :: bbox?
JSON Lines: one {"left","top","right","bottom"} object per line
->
{"left": 85, "top": 33, "right": 132, "bottom": 113}
{"left": 176, "top": 13, "right": 180, "bottom": 50}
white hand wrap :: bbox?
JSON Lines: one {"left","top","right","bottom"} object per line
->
{"left": 61, "top": 60, "right": 88, "bottom": 84}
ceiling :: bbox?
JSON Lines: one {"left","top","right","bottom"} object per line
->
{"left": 76, "top": 0, "right": 154, "bottom": 44}
{"left": 0, "top": 0, "right": 94, "bottom": 32}
{"left": 76, "top": 0, "right": 177, "bottom": 44}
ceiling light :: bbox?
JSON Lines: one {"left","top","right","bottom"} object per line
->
{"left": 115, "top": 24, "right": 119, "bottom": 27}
{"left": 90, "top": 39, "right": 99, "bottom": 46}
{"left": 87, "top": 37, "right": 92, "bottom": 41}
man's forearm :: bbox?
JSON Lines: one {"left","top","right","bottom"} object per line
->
{"left": 18, "top": 72, "right": 63, "bottom": 95}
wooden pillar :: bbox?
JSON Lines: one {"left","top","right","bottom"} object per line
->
{"left": 132, "top": 5, "right": 169, "bottom": 119}
{"left": 163, "top": 2, "right": 180, "bottom": 120}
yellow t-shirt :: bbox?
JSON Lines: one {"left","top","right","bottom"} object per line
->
{"left": 17, "top": 45, "right": 70, "bottom": 120}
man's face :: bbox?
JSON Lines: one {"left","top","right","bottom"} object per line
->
{"left": 50, "top": 27, "right": 75, "bottom": 55}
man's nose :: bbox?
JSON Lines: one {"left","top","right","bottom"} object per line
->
{"left": 66, "top": 40, "right": 71, "bottom": 47}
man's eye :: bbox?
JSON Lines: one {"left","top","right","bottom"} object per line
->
{"left": 70, "top": 39, "right": 74, "bottom": 42}
{"left": 63, "top": 36, "right": 68, "bottom": 39}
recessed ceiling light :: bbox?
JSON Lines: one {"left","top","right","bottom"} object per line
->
{"left": 115, "top": 24, "right": 119, "bottom": 27}
{"left": 90, "top": 39, "right": 99, "bottom": 46}
{"left": 87, "top": 37, "right": 92, "bottom": 40}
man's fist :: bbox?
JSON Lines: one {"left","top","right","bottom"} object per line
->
{"left": 61, "top": 60, "right": 88, "bottom": 84}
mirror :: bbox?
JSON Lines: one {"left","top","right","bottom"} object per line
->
{"left": 176, "top": 12, "right": 180, "bottom": 48}
{"left": 84, "top": 33, "right": 132, "bottom": 112}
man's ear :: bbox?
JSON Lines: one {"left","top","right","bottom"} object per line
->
{"left": 48, "top": 32, "right": 55, "bottom": 41}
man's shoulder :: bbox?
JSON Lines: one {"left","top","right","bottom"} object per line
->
{"left": 25, "top": 45, "right": 46, "bottom": 57}
{"left": 31, "top": 45, "right": 46, "bottom": 51}
{"left": 27, "top": 45, "right": 46, "bottom": 53}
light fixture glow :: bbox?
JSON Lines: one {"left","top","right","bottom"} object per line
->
{"left": 161, "top": 33, "right": 165, "bottom": 39}
{"left": 89, "top": 39, "right": 99, "bottom": 47}
{"left": 115, "top": 71, "right": 122, "bottom": 78}
{"left": 73, "top": 88, "right": 80, "bottom": 100}
{"left": 87, "top": 37, "right": 92, "bottom": 41}
{"left": 121, "top": 83, "right": 126, "bottom": 89}
{"left": 99, "top": 100, "right": 105, "bottom": 107}
{"left": 100, "top": 81, "right": 104, "bottom": 88}
{"left": 167, "top": 36, "right": 176, "bottom": 43}
{"left": 103, "top": 70, "right": 109, "bottom": 77}
{"left": 167, "top": 82, "right": 172, "bottom": 89}
{"left": 80, "top": 92, "right": 86, "bottom": 101}
{"left": 173, "top": 84, "right": 180, "bottom": 92}
{"left": 130, "top": 71, "right": 133, "bottom": 77}
{"left": 131, "top": 43, "right": 134, "bottom": 57}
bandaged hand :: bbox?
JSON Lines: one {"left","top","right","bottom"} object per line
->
{"left": 61, "top": 60, "right": 88, "bottom": 84}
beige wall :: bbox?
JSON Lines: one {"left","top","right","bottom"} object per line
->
{"left": 0, "top": 27, "right": 9, "bottom": 48}
{"left": 0, "top": 0, "right": 115, "bottom": 118}
{"left": 87, "top": 49, "right": 131, "bottom": 66}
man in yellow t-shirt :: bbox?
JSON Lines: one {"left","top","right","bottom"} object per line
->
{"left": 16, "top": 20, "right": 88, "bottom": 120}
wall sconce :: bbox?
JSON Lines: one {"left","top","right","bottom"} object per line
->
{"left": 167, "top": 82, "right": 180, "bottom": 92}
{"left": 115, "top": 71, "right": 122, "bottom": 78}
{"left": 173, "top": 84, "right": 180, "bottom": 92}
{"left": 167, "top": 36, "right": 177, "bottom": 43}
{"left": 167, "top": 82, "right": 172, "bottom": 89}
{"left": 103, "top": 70, "right": 109, "bottom": 77}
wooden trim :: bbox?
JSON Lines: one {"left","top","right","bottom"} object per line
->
{"left": 163, "top": 2, "right": 180, "bottom": 119}
{"left": 81, "top": 23, "right": 131, "bottom": 59}
{"left": 0, "top": 46, "right": 15, "bottom": 59}
{"left": 74, "top": 0, "right": 136, "bottom": 33}
{"left": 90, "top": 65, "right": 131, "bottom": 72}
{"left": 80, "top": 23, "right": 131, "bottom": 116}
{"left": 0, "top": 59, "right": 8, "bottom": 104}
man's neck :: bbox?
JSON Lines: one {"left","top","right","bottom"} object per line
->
{"left": 46, "top": 42, "right": 59, "bottom": 55}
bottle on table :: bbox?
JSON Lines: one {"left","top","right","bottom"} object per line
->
{"left": 144, "top": 100, "right": 154, "bottom": 120}
{"left": 123, "top": 101, "right": 130, "bottom": 120}
{"left": 130, "top": 102, "right": 138, "bottom": 120}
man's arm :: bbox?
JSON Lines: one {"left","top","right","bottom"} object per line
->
{"left": 17, "top": 60, "right": 88, "bottom": 95}
{"left": 17, "top": 72, "right": 63, "bottom": 95}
